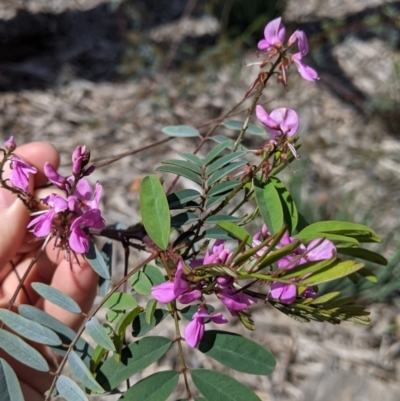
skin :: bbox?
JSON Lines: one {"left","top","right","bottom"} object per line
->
{"left": 0, "top": 142, "right": 98, "bottom": 400}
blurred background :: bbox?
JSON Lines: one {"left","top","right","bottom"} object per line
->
{"left": 0, "top": 0, "right": 399, "bottom": 400}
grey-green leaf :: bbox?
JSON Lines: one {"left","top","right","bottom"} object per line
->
{"left": 68, "top": 351, "right": 105, "bottom": 393}
{"left": 56, "top": 375, "right": 88, "bottom": 401}
{"left": 161, "top": 159, "right": 202, "bottom": 175}
{"left": 0, "top": 358, "right": 24, "bottom": 401}
{"left": 143, "top": 265, "right": 166, "bottom": 286}
{"left": 131, "top": 309, "right": 170, "bottom": 337}
{"left": 207, "top": 161, "right": 247, "bottom": 186}
{"left": 198, "top": 330, "right": 276, "bottom": 375}
{"left": 96, "top": 336, "right": 172, "bottom": 391}
{"left": 206, "top": 152, "right": 245, "bottom": 176}
{"left": 203, "top": 227, "right": 236, "bottom": 240}
{"left": 0, "top": 329, "right": 49, "bottom": 372}
{"left": 161, "top": 125, "right": 199, "bottom": 137}
{"left": 31, "top": 282, "right": 81, "bottom": 314}
{"left": 156, "top": 165, "right": 202, "bottom": 185}
{"left": 167, "top": 189, "right": 201, "bottom": 209}
{"left": 85, "top": 241, "right": 111, "bottom": 280}
{"left": 179, "top": 152, "right": 204, "bottom": 166}
{"left": 119, "top": 370, "right": 179, "bottom": 401}
{"left": 204, "top": 140, "right": 232, "bottom": 165}
{"left": 85, "top": 317, "right": 116, "bottom": 352}
{"left": 223, "top": 120, "right": 266, "bottom": 136}
{"left": 131, "top": 271, "right": 153, "bottom": 295}
{"left": 191, "top": 369, "right": 262, "bottom": 401}
{"left": 207, "top": 180, "right": 241, "bottom": 197}
{"left": 0, "top": 309, "right": 61, "bottom": 346}
{"left": 205, "top": 215, "right": 240, "bottom": 224}
{"left": 18, "top": 305, "right": 93, "bottom": 366}
{"left": 171, "top": 212, "right": 199, "bottom": 227}
{"left": 140, "top": 175, "right": 171, "bottom": 250}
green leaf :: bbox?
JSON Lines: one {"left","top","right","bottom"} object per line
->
{"left": 191, "top": 369, "right": 262, "bottom": 401}
{"left": 106, "top": 310, "right": 124, "bottom": 323}
{"left": 162, "top": 125, "right": 199, "bottom": 137}
{"left": 132, "top": 309, "right": 170, "bottom": 337}
{"left": 0, "top": 329, "right": 49, "bottom": 372}
{"left": 0, "top": 358, "right": 24, "bottom": 401}
{"left": 97, "top": 337, "right": 172, "bottom": 391}
{"left": 103, "top": 292, "right": 138, "bottom": 310}
{"left": 356, "top": 267, "right": 378, "bottom": 283}
{"left": 115, "top": 308, "right": 141, "bottom": 336}
{"left": 85, "top": 317, "right": 116, "bottom": 352}
{"left": 207, "top": 161, "right": 247, "bottom": 186}
{"left": 204, "top": 140, "right": 232, "bottom": 165}
{"left": 223, "top": 120, "right": 266, "bottom": 136}
{"left": 294, "top": 231, "right": 359, "bottom": 246}
{"left": 18, "top": 305, "right": 93, "bottom": 366}
{"left": 145, "top": 299, "right": 158, "bottom": 325}
{"left": 156, "top": 165, "right": 202, "bottom": 186}
{"left": 0, "top": 309, "right": 61, "bottom": 346}
{"left": 207, "top": 180, "right": 241, "bottom": 196}
{"left": 254, "top": 178, "right": 283, "bottom": 235}
{"left": 203, "top": 227, "right": 236, "bottom": 240}
{"left": 206, "top": 152, "right": 245, "bottom": 176}
{"left": 271, "top": 177, "right": 298, "bottom": 234}
{"left": 140, "top": 175, "right": 171, "bottom": 250}
{"left": 167, "top": 189, "right": 201, "bottom": 209}
{"left": 56, "top": 375, "right": 88, "bottom": 401}
{"left": 198, "top": 331, "right": 275, "bottom": 375}
{"left": 179, "top": 152, "right": 204, "bottom": 166}
{"left": 337, "top": 247, "right": 388, "bottom": 265}
{"left": 205, "top": 214, "right": 240, "bottom": 224}
{"left": 205, "top": 194, "right": 226, "bottom": 209}
{"left": 31, "top": 282, "right": 81, "bottom": 314}
{"left": 161, "top": 159, "right": 202, "bottom": 175}
{"left": 210, "top": 135, "right": 247, "bottom": 151}
{"left": 99, "top": 240, "right": 112, "bottom": 296}
{"left": 119, "top": 370, "right": 179, "bottom": 401}
{"left": 68, "top": 351, "right": 105, "bottom": 393}
{"left": 297, "top": 221, "right": 381, "bottom": 243}
{"left": 85, "top": 241, "right": 111, "bottom": 280}
{"left": 143, "top": 265, "right": 166, "bottom": 286}
{"left": 171, "top": 212, "right": 199, "bottom": 227}
{"left": 131, "top": 271, "right": 153, "bottom": 295}
{"left": 217, "top": 221, "right": 253, "bottom": 246}
{"left": 309, "top": 292, "right": 341, "bottom": 305}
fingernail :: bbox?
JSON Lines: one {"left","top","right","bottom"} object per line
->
{"left": 0, "top": 187, "right": 16, "bottom": 208}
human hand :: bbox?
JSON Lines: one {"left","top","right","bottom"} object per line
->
{"left": 0, "top": 142, "right": 98, "bottom": 400}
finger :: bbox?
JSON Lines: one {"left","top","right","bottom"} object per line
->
{"left": 0, "top": 142, "right": 59, "bottom": 269}
{"left": 38, "top": 256, "right": 98, "bottom": 330}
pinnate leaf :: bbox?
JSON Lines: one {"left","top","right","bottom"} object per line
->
{"left": 85, "top": 241, "right": 111, "bottom": 280}
{"left": 198, "top": 330, "right": 275, "bottom": 375}
{"left": 156, "top": 165, "right": 202, "bottom": 186}
{"left": 0, "top": 358, "right": 24, "bottom": 401}
{"left": 191, "top": 369, "right": 262, "bottom": 401}
{"left": 0, "top": 329, "right": 49, "bottom": 372}
{"left": 162, "top": 125, "right": 199, "bottom": 137}
{"left": 96, "top": 336, "right": 172, "bottom": 391}
{"left": 103, "top": 292, "right": 138, "bottom": 310}
{"left": 119, "top": 370, "right": 179, "bottom": 401}
{"left": 85, "top": 317, "right": 115, "bottom": 352}
{"left": 132, "top": 309, "right": 170, "bottom": 337}
{"left": 31, "top": 282, "right": 81, "bottom": 314}
{"left": 56, "top": 375, "right": 88, "bottom": 401}
{"left": 140, "top": 175, "right": 171, "bottom": 250}
{"left": 0, "top": 309, "right": 61, "bottom": 346}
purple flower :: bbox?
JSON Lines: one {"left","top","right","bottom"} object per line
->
{"left": 184, "top": 306, "right": 228, "bottom": 348}
{"left": 9, "top": 157, "right": 37, "bottom": 192}
{"left": 258, "top": 17, "right": 286, "bottom": 51}
{"left": 288, "top": 30, "right": 319, "bottom": 82}
{"left": 151, "top": 261, "right": 201, "bottom": 304}
{"left": 256, "top": 106, "right": 299, "bottom": 137}
{"left": 69, "top": 209, "right": 105, "bottom": 253}
{"left": 72, "top": 145, "right": 86, "bottom": 175}
{"left": 44, "top": 162, "right": 68, "bottom": 190}
{"left": 4, "top": 136, "right": 16, "bottom": 151}
{"left": 270, "top": 282, "right": 297, "bottom": 304}
{"left": 68, "top": 179, "right": 103, "bottom": 213}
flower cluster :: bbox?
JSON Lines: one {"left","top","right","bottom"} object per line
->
{"left": 151, "top": 229, "right": 336, "bottom": 348}
{"left": 257, "top": 17, "right": 318, "bottom": 83}
{"left": 27, "top": 145, "right": 105, "bottom": 253}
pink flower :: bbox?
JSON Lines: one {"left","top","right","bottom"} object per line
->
{"left": 256, "top": 106, "right": 299, "bottom": 137}
{"left": 184, "top": 306, "right": 228, "bottom": 348}
{"left": 44, "top": 162, "right": 68, "bottom": 190}
{"left": 151, "top": 261, "right": 201, "bottom": 304}
{"left": 258, "top": 17, "right": 286, "bottom": 51}
{"left": 289, "top": 30, "right": 319, "bottom": 82}
{"left": 4, "top": 136, "right": 16, "bottom": 151}
{"left": 72, "top": 146, "right": 86, "bottom": 175}
{"left": 270, "top": 282, "right": 297, "bottom": 304}
{"left": 9, "top": 156, "right": 37, "bottom": 192}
